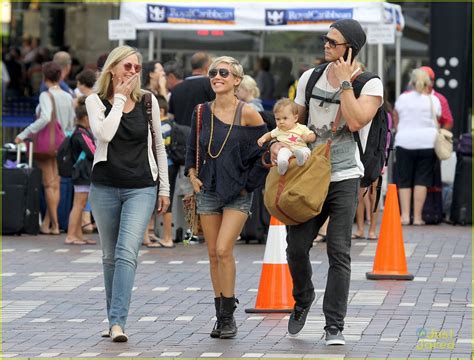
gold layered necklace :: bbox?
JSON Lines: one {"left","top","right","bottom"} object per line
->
{"left": 207, "top": 97, "right": 238, "bottom": 159}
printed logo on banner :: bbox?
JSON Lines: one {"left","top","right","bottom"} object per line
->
{"left": 266, "top": 8, "right": 352, "bottom": 26}
{"left": 147, "top": 4, "right": 235, "bottom": 25}
{"left": 266, "top": 10, "right": 286, "bottom": 26}
{"left": 148, "top": 4, "right": 167, "bottom": 23}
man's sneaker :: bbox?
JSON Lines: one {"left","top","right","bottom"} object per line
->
{"left": 287, "top": 292, "right": 315, "bottom": 337}
{"left": 325, "top": 325, "right": 345, "bottom": 345}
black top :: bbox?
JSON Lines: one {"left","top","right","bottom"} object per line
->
{"left": 71, "top": 125, "right": 95, "bottom": 186}
{"left": 91, "top": 99, "right": 155, "bottom": 188}
{"left": 184, "top": 101, "right": 269, "bottom": 203}
{"left": 168, "top": 76, "right": 215, "bottom": 127}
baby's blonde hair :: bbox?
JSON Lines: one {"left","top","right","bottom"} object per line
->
{"left": 273, "top": 98, "right": 299, "bottom": 115}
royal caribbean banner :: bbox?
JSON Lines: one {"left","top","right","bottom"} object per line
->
{"left": 120, "top": 2, "right": 404, "bottom": 31}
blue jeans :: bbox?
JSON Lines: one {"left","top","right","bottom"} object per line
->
{"left": 89, "top": 183, "right": 156, "bottom": 330}
{"left": 286, "top": 178, "right": 359, "bottom": 331}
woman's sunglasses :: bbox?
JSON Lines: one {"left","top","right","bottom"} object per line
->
{"left": 123, "top": 62, "right": 142, "bottom": 73}
{"left": 321, "top": 35, "right": 348, "bottom": 49}
{"left": 209, "top": 68, "right": 231, "bottom": 79}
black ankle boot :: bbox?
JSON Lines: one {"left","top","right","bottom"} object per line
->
{"left": 210, "top": 297, "right": 221, "bottom": 338}
{"left": 219, "top": 294, "right": 239, "bottom": 339}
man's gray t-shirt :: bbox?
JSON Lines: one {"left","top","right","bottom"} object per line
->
{"left": 294, "top": 65, "right": 383, "bottom": 182}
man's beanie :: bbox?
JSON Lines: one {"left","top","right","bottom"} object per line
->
{"left": 330, "top": 19, "right": 366, "bottom": 57}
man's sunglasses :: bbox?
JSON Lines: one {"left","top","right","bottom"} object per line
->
{"left": 321, "top": 35, "right": 348, "bottom": 49}
{"left": 209, "top": 68, "right": 231, "bottom": 79}
{"left": 123, "top": 62, "right": 142, "bottom": 73}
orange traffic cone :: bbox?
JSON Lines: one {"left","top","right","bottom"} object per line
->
{"left": 366, "top": 184, "right": 414, "bottom": 280}
{"left": 245, "top": 216, "right": 295, "bottom": 313}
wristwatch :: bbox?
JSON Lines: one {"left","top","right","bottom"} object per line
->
{"left": 340, "top": 80, "right": 353, "bottom": 91}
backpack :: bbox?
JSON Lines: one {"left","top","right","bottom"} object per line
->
{"left": 167, "top": 121, "right": 191, "bottom": 166}
{"left": 304, "top": 64, "right": 392, "bottom": 211}
{"left": 56, "top": 131, "right": 74, "bottom": 177}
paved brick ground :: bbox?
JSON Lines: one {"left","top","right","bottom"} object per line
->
{"left": 2, "top": 223, "right": 472, "bottom": 359}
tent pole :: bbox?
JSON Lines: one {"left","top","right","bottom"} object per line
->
{"left": 148, "top": 30, "right": 154, "bottom": 61}
{"left": 156, "top": 31, "right": 162, "bottom": 62}
{"left": 258, "top": 31, "right": 264, "bottom": 58}
{"left": 377, "top": 43, "right": 383, "bottom": 83}
{"left": 377, "top": 44, "right": 384, "bottom": 84}
{"left": 367, "top": 44, "right": 373, "bottom": 72}
{"left": 395, "top": 30, "right": 402, "bottom": 98}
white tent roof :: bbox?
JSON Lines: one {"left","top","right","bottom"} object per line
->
{"left": 120, "top": 2, "right": 404, "bottom": 32}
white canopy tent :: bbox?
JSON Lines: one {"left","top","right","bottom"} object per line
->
{"left": 119, "top": 1, "right": 405, "bottom": 96}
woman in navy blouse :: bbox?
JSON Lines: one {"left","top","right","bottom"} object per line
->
{"left": 185, "top": 56, "right": 268, "bottom": 339}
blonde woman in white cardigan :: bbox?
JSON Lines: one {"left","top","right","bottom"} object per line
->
{"left": 85, "top": 46, "right": 169, "bottom": 342}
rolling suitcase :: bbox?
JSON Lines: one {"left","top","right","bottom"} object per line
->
{"left": 450, "top": 154, "right": 472, "bottom": 225}
{"left": 422, "top": 160, "right": 443, "bottom": 224}
{"left": 240, "top": 187, "right": 270, "bottom": 244}
{"left": 2, "top": 143, "right": 41, "bottom": 235}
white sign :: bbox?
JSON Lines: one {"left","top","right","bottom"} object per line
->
{"left": 119, "top": 2, "right": 405, "bottom": 32}
{"left": 367, "top": 24, "right": 396, "bottom": 44}
{"left": 108, "top": 20, "right": 136, "bottom": 41}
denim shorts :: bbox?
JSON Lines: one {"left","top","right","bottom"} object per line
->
{"left": 196, "top": 189, "right": 253, "bottom": 216}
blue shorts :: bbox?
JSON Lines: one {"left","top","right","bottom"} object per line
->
{"left": 196, "top": 189, "right": 253, "bottom": 216}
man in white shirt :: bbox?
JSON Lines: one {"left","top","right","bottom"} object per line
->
{"left": 271, "top": 19, "right": 383, "bottom": 345}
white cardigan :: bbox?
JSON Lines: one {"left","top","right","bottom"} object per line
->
{"left": 85, "top": 92, "right": 170, "bottom": 197}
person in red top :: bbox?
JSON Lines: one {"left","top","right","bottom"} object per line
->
{"left": 420, "top": 66, "right": 454, "bottom": 130}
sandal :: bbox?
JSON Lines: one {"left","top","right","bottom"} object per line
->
{"left": 82, "top": 223, "right": 95, "bottom": 234}
{"left": 351, "top": 234, "right": 365, "bottom": 240}
{"left": 146, "top": 242, "right": 163, "bottom": 248}
{"left": 413, "top": 220, "right": 426, "bottom": 226}
{"left": 148, "top": 233, "right": 160, "bottom": 242}
{"left": 156, "top": 240, "right": 176, "bottom": 248}
{"left": 313, "top": 233, "right": 327, "bottom": 243}
{"left": 65, "top": 238, "right": 87, "bottom": 245}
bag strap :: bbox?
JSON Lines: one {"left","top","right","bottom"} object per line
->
{"left": 46, "top": 91, "right": 59, "bottom": 150}
{"left": 373, "top": 175, "right": 383, "bottom": 212}
{"left": 195, "top": 103, "right": 204, "bottom": 176}
{"left": 144, "top": 92, "right": 159, "bottom": 168}
{"left": 46, "top": 91, "right": 58, "bottom": 124}
{"left": 304, "top": 63, "right": 330, "bottom": 125}
{"left": 352, "top": 71, "right": 378, "bottom": 98}
{"left": 429, "top": 95, "right": 440, "bottom": 130}
{"left": 350, "top": 70, "right": 372, "bottom": 156}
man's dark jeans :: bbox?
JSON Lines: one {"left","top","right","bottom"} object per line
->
{"left": 286, "top": 178, "right": 359, "bottom": 331}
